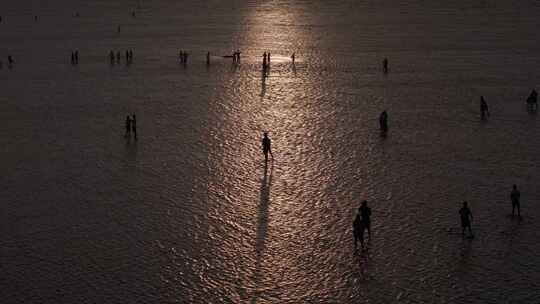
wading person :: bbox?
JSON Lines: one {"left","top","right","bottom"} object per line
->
{"left": 262, "top": 132, "right": 273, "bottom": 162}
{"left": 132, "top": 114, "right": 137, "bottom": 140}
{"left": 510, "top": 184, "right": 520, "bottom": 217}
{"left": 480, "top": 96, "right": 489, "bottom": 120}
{"left": 459, "top": 201, "right": 473, "bottom": 237}
{"left": 359, "top": 201, "right": 372, "bottom": 240}
{"left": 379, "top": 110, "right": 388, "bottom": 132}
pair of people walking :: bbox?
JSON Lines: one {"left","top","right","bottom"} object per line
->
{"left": 124, "top": 114, "right": 137, "bottom": 139}
{"left": 460, "top": 184, "right": 521, "bottom": 238}
{"left": 353, "top": 201, "right": 372, "bottom": 249}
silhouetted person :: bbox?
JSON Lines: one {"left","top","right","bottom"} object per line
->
{"left": 379, "top": 110, "right": 388, "bottom": 132}
{"left": 480, "top": 96, "right": 489, "bottom": 119}
{"left": 206, "top": 51, "right": 210, "bottom": 65}
{"left": 268, "top": 52, "right": 271, "bottom": 63}
{"left": 116, "top": 51, "right": 121, "bottom": 63}
{"left": 125, "top": 116, "right": 131, "bottom": 137}
{"left": 263, "top": 52, "right": 267, "bottom": 69}
{"left": 262, "top": 132, "right": 273, "bottom": 161}
{"left": 8, "top": 55, "right": 13, "bottom": 65}
{"left": 183, "top": 52, "right": 188, "bottom": 65}
{"left": 132, "top": 11, "right": 136, "bottom": 17}
{"left": 132, "top": 114, "right": 137, "bottom": 140}
{"left": 34, "top": 16, "right": 38, "bottom": 21}
{"left": 359, "top": 200, "right": 372, "bottom": 239}
{"left": 291, "top": 52, "right": 295, "bottom": 64}
{"left": 459, "top": 201, "right": 473, "bottom": 237}
{"left": 74, "top": 51, "right": 79, "bottom": 64}
{"left": 109, "top": 51, "right": 115, "bottom": 64}
{"left": 527, "top": 89, "right": 538, "bottom": 111}
{"left": 126, "top": 50, "right": 129, "bottom": 62}
{"left": 510, "top": 184, "right": 520, "bottom": 217}
{"left": 71, "top": 52, "right": 75, "bottom": 64}
{"left": 383, "top": 58, "right": 388, "bottom": 73}
{"left": 117, "top": 25, "right": 121, "bottom": 33}
{"left": 353, "top": 212, "right": 363, "bottom": 249}
{"left": 129, "top": 49, "right": 133, "bottom": 61}
{"left": 236, "top": 50, "right": 241, "bottom": 61}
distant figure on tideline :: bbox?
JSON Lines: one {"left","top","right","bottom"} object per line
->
{"left": 383, "top": 58, "right": 388, "bottom": 74}
{"left": 510, "top": 184, "right": 520, "bottom": 217}
{"left": 459, "top": 201, "right": 473, "bottom": 237}
{"left": 132, "top": 114, "right": 137, "bottom": 140}
{"left": 206, "top": 51, "right": 210, "bottom": 65}
{"left": 291, "top": 52, "right": 295, "bottom": 64}
{"left": 7, "top": 55, "right": 13, "bottom": 67}
{"left": 527, "top": 89, "right": 538, "bottom": 112}
{"left": 262, "top": 132, "right": 273, "bottom": 162}
{"left": 480, "top": 96, "right": 490, "bottom": 120}
{"left": 379, "top": 110, "right": 388, "bottom": 132}
{"left": 125, "top": 116, "right": 132, "bottom": 137}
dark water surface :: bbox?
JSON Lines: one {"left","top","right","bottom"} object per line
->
{"left": 2, "top": 0, "right": 540, "bottom": 303}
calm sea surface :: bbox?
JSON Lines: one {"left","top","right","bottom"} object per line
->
{"left": 2, "top": 0, "right": 540, "bottom": 303}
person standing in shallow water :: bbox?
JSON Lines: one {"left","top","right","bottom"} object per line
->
{"left": 262, "top": 132, "right": 273, "bottom": 162}
{"left": 359, "top": 200, "right": 371, "bottom": 240}
{"left": 132, "top": 114, "right": 137, "bottom": 140}
{"left": 480, "top": 96, "right": 489, "bottom": 120}
{"left": 510, "top": 184, "right": 520, "bottom": 217}
{"left": 459, "top": 201, "right": 473, "bottom": 237}
{"left": 125, "top": 116, "right": 131, "bottom": 137}
{"left": 383, "top": 58, "right": 388, "bottom": 73}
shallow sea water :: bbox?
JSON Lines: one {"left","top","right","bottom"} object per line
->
{"left": 2, "top": 0, "right": 540, "bottom": 303}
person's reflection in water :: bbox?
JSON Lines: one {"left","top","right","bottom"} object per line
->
{"left": 251, "top": 160, "right": 273, "bottom": 304}
{"left": 260, "top": 72, "right": 267, "bottom": 97}
{"left": 353, "top": 211, "right": 363, "bottom": 250}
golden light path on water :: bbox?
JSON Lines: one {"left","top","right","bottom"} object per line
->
{"left": 202, "top": 2, "right": 347, "bottom": 302}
